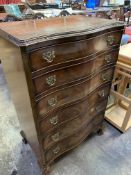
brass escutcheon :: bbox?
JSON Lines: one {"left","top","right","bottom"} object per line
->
{"left": 48, "top": 96, "right": 57, "bottom": 107}
{"left": 107, "top": 35, "right": 114, "bottom": 45}
{"left": 42, "top": 50, "right": 55, "bottom": 63}
{"left": 98, "top": 90, "right": 105, "bottom": 98}
{"left": 104, "top": 55, "right": 112, "bottom": 63}
{"left": 53, "top": 146, "right": 60, "bottom": 154}
{"left": 50, "top": 116, "right": 58, "bottom": 125}
{"left": 101, "top": 74, "right": 108, "bottom": 82}
{"left": 46, "top": 75, "right": 56, "bottom": 86}
{"left": 51, "top": 132, "right": 60, "bottom": 142}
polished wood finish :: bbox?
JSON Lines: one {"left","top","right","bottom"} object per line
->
{"left": 36, "top": 66, "right": 115, "bottom": 116}
{"left": 42, "top": 100, "right": 108, "bottom": 150}
{"left": 30, "top": 37, "right": 121, "bottom": 73}
{"left": 39, "top": 83, "right": 111, "bottom": 135}
{"left": 0, "top": 15, "right": 123, "bottom": 48}
{"left": 0, "top": 16, "right": 124, "bottom": 175}
{"left": 45, "top": 113, "right": 104, "bottom": 164}
{"left": 32, "top": 49, "right": 118, "bottom": 95}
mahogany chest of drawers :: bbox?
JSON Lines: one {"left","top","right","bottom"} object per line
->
{"left": 0, "top": 16, "right": 124, "bottom": 175}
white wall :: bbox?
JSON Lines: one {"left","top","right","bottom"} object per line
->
{"left": 110, "top": 0, "right": 124, "bottom": 4}
{"left": 116, "top": 0, "right": 124, "bottom": 5}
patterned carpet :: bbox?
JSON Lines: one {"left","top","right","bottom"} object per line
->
{"left": 0, "top": 64, "right": 131, "bottom": 175}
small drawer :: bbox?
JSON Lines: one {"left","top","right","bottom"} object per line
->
{"left": 39, "top": 101, "right": 88, "bottom": 134}
{"left": 37, "top": 66, "right": 114, "bottom": 116}
{"left": 42, "top": 100, "right": 107, "bottom": 150}
{"left": 33, "top": 49, "right": 118, "bottom": 95}
{"left": 30, "top": 30, "right": 122, "bottom": 72}
{"left": 88, "top": 84, "right": 111, "bottom": 105}
{"left": 39, "top": 83, "right": 110, "bottom": 134}
{"left": 44, "top": 113, "right": 104, "bottom": 164}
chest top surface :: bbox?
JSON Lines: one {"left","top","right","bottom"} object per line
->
{"left": 0, "top": 15, "right": 124, "bottom": 47}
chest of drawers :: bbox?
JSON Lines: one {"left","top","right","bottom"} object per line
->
{"left": 0, "top": 16, "right": 124, "bottom": 175}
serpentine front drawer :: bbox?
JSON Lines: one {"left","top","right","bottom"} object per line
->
{"left": 30, "top": 31, "right": 122, "bottom": 72}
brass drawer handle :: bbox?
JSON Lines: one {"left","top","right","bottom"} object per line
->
{"left": 90, "top": 107, "right": 95, "bottom": 113}
{"left": 90, "top": 107, "right": 99, "bottom": 113}
{"left": 51, "top": 132, "right": 60, "bottom": 142}
{"left": 48, "top": 96, "right": 57, "bottom": 107}
{"left": 101, "top": 74, "right": 108, "bottom": 82}
{"left": 104, "top": 55, "right": 112, "bottom": 63}
{"left": 46, "top": 75, "right": 56, "bottom": 87}
{"left": 107, "top": 35, "right": 114, "bottom": 45}
{"left": 50, "top": 116, "right": 58, "bottom": 125}
{"left": 53, "top": 146, "right": 60, "bottom": 154}
{"left": 98, "top": 90, "right": 105, "bottom": 98}
{"left": 42, "top": 50, "right": 55, "bottom": 63}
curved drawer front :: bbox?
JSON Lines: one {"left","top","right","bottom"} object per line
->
{"left": 37, "top": 67, "right": 114, "bottom": 116}
{"left": 39, "top": 83, "right": 111, "bottom": 134}
{"left": 30, "top": 30, "right": 122, "bottom": 72}
{"left": 42, "top": 100, "right": 107, "bottom": 150}
{"left": 44, "top": 113, "right": 104, "bottom": 164}
{"left": 33, "top": 49, "right": 118, "bottom": 95}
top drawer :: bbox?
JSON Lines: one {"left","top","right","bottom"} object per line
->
{"left": 30, "top": 30, "right": 122, "bottom": 72}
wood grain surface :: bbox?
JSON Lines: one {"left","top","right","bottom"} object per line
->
{"left": 0, "top": 16, "right": 124, "bottom": 175}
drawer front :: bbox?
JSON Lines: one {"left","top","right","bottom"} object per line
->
{"left": 39, "top": 83, "right": 111, "bottom": 134}
{"left": 33, "top": 49, "right": 118, "bottom": 95}
{"left": 37, "top": 66, "right": 114, "bottom": 116}
{"left": 42, "top": 100, "right": 107, "bottom": 150}
{"left": 30, "top": 30, "right": 122, "bottom": 72}
{"left": 44, "top": 113, "right": 104, "bottom": 164}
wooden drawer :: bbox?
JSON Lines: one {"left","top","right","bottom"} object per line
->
{"left": 30, "top": 30, "right": 122, "bottom": 72}
{"left": 42, "top": 100, "right": 107, "bottom": 150}
{"left": 39, "top": 83, "right": 111, "bottom": 134}
{"left": 44, "top": 113, "right": 104, "bottom": 164}
{"left": 37, "top": 66, "right": 114, "bottom": 116}
{"left": 33, "top": 49, "right": 118, "bottom": 95}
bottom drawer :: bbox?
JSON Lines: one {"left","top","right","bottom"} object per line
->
{"left": 44, "top": 113, "right": 104, "bottom": 164}
{"left": 42, "top": 100, "right": 107, "bottom": 150}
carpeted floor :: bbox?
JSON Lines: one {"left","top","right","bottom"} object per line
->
{"left": 0, "top": 64, "right": 131, "bottom": 175}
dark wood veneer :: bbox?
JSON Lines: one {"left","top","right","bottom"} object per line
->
{"left": 42, "top": 100, "right": 108, "bottom": 150}
{"left": 39, "top": 83, "right": 111, "bottom": 135}
{"left": 45, "top": 113, "right": 104, "bottom": 164}
{"left": 32, "top": 49, "right": 118, "bottom": 95}
{"left": 36, "top": 66, "right": 115, "bottom": 116}
{"left": 30, "top": 31, "right": 121, "bottom": 72}
{"left": 0, "top": 16, "right": 124, "bottom": 175}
